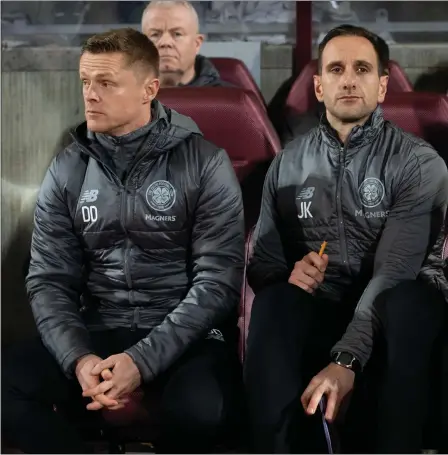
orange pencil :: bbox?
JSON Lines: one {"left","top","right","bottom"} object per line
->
{"left": 318, "top": 241, "right": 327, "bottom": 257}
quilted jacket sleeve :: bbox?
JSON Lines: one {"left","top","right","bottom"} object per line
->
{"left": 125, "top": 148, "right": 245, "bottom": 382}
{"left": 332, "top": 147, "right": 448, "bottom": 368}
{"left": 26, "top": 154, "right": 94, "bottom": 377}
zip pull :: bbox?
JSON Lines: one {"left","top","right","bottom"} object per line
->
{"left": 130, "top": 307, "right": 140, "bottom": 331}
{"left": 340, "top": 146, "right": 344, "bottom": 164}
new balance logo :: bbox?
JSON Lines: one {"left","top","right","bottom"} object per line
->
{"left": 80, "top": 189, "right": 99, "bottom": 204}
{"left": 296, "top": 186, "right": 315, "bottom": 200}
{"left": 206, "top": 329, "right": 225, "bottom": 342}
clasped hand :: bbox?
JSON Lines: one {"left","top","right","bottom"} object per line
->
{"left": 76, "top": 353, "right": 141, "bottom": 411}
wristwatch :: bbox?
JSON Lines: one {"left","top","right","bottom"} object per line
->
{"left": 332, "top": 351, "right": 361, "bottom": 374}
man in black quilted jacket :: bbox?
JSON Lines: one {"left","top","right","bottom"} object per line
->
{"left": 2, "top": 28, "right": 245, "bottom": 454}
{"left": 244, "top": 25, "right": 448, "bottom": 453}
{"left": 141, "top": 0, "right": 231, "bottom": 88}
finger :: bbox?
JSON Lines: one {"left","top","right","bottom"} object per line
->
{"left": 86, "top": 392, "right": 120, "bottom": 410}
{"left": 83, "top": 380, "right": 114, "bottom": 397}
{"left": 104, "top": 397, "right": 130, "bottom": 411}
{"left": 307, "top": 384, "right": 327, "bottom": 415}
{"left": 94, "top": 393, "right": 119, "bottom": 408}
{"left": 86, "top": 400, "right": 103, "bottom": 411}
{"left": 298, "top": 265, "right": 324, "bottom": 285}
{"left": 307, "top": 252, "right": 327, "bottom": 272}
{"left": 288, "top": 276, "right": 314, "bottom": 294}
{"left": 291, "top": 261, "right": 323, "bottom": 285}
{"left": 104, "top": 403, "right": 126, "bottom": 411}
{"left": 322, "top": 253, "right": 329, "bottom": 267}
{"left": 291, "top": 269, "right": 320, "bottom": 290}
{"left": 301, "top": 380, "right": 318, "bottom": 410}
{"left": 78, "top": 378, "right": 98, "bottom": 393}
{"left": 302, "top": 262, "right": 325, "bottom": 283}
{"left": 101, "top": 369, "right": 113, "bottom": 381}
{"left": 91, "top": 357, "right": 116, "bottom": 376}
{"left": 324, "top": 389, "right": 339, "bottom": 422}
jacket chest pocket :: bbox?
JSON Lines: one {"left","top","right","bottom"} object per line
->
{"left": 131, "top": 180, "right": 194, "bottom": 233}
{"left": 74, "top": 190, "right": 122, "bottom": 235}
{"left": 294, "top": 184, "right": 336, "bottom": 225}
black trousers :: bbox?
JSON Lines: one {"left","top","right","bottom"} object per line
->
{"left": 2, "top": 328, "right": 243, "bottom": 454}
{"left": 244, "top": 280, "right": 445, "bottom": 454}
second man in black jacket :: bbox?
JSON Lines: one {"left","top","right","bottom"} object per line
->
{"left": 245, "top": 24, "right": 448, "bottom": 454}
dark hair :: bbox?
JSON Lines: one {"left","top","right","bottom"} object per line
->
{"left": 81, "top": 27, "right": 160, "bottom": 77}
{"left": 317, "top": 24, "right": 389, "bottom": 76}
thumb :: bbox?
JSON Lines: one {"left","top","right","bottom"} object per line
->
{"left": 322, "top": 253, "right": 329, "bottom": 268}
{"left": 91, "top": 357, "right": 115, "bottom": 376}
{"left": 101, "top": 369, "right": 113, "bottom": 380}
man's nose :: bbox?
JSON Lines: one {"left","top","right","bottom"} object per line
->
{"left": 158, "top": 32, "right": 174, "bottom": 48}
{"left": 84, "top": 84, "right": 99, "bottom": 102}
{"left": 342, "top": 69, "right": 357, "bottom": 89}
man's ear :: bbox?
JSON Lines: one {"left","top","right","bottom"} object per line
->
{"left": 143, "top": 76, "right": 160, "bottom": 104}
{"left": 314, "top": 75, "right": 324, "bottom": 102}
{"left": 377, "top": 75, "right": 389, "bottom": 104}
{"left": 195, "top": 34, "right": 204, "bottom": 54}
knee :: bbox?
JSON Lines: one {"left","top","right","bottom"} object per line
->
{"left": 162, "top": 386, "right": 225, "bottom": 432}
{"left": 377, "top": 281, "right": 443, "bottom": 332}
{"left": 377, "top": 281, "right": 444, "bottom": 352}
{"left": 249, "top": 282, "right": 310, "bottom": 333}
{"left": 2, "top": 350, "right": 25, "bottom": 426}
{"left": 2, "top": 342, "right": 48, "bottom": 407}
{"left": 2, "top": 347, "right": 20, "bottom": 398}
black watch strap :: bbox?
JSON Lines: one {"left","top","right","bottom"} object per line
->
{"left": 332, "top": 351, "right": 361, "bottom": 373}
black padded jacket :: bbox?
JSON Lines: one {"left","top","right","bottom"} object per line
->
{"left": 26, "top": 100, "right": 245, "bottom": 382}
{"left": 248, "top": 106, "right": 448, "bottom": 368}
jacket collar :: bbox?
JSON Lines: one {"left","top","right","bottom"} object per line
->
{"left": 320, "top": 104, "right": 384, "bottom": 150}
{"left": 180, "top": 55, "right": 221, "bottom": 87}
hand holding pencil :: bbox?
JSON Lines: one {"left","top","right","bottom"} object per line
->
{"left": 288, "top": 241, "right": 329, "bottom": 293}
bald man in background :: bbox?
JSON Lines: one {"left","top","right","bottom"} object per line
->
{"left": 142, "top": 0, "right": 230, "bottom": 87}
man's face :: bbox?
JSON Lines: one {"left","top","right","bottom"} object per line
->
{"left": 314, "top": 35, "right": 388, "bottom": 123}
{"left": 80, "top": 52, "right": 158, "bottom": 136}
{"left": 142, "top": 4, "right": 203, "bottom": 86}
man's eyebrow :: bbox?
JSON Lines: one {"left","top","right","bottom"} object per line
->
{"left": 354, "top": 60, "right": 374, "bottom": 68}
{"left": 325, "top": 60, "right": 374, "bottom": 70}
{"left": 80, "top": 71, "right": 115, "bottom": 78}
{"left": 147, "top": 26, "right": 186, "bottom": 33}
{"left": 325, "top": 60, "right": 344, "bottom": 71}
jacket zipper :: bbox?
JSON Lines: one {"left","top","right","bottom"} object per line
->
{"left": 125, "top": 139, "right": 158, "bottom": 331}
{"left": 76, "top": 141, "right": 156, "bottom": 331}
{"left": 120, "top": 186, "right": 138, "bottom": 331}
{"left": 336, "top": 145, "right": 351, "bottom": 275}
{"left": 120, "top": 184, "right": 133, "bottom": 284}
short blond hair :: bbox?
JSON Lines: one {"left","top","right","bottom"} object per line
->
{"left": 142, "top": 0, "right": 200, "bottom": 33}
{"left": 82, "top": 28, "right": 160, "bottom": 76}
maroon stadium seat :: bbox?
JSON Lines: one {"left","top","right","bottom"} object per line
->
{"left": 209, "top": 57, "right": 266, "bottom": 109}
{"left": 158, "top": 86, "right": 279, "bottom": 181}
{"left": 158, "top": 86, "right": 281, "bottom": 230}
{"left": 381, "top": 92, "right": 448, "bottom": 162}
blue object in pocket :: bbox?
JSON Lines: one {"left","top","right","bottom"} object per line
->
{"left": 319, "top": 397, "right": 334, "bottom": 454}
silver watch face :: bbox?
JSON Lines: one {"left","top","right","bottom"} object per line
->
{"left": 336, "top": 352, "right": 354, "bottom": 367}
